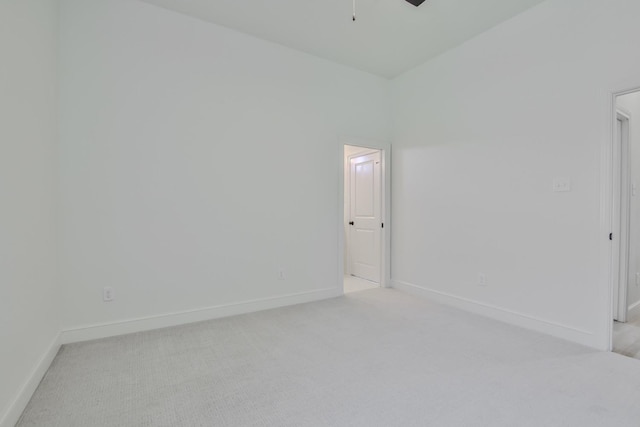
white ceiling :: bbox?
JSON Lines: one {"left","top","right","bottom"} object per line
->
{"left": 139, "top": 0, "right": 546, "bottom": 78}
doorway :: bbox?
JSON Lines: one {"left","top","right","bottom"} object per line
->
{"left": 341, "top": 140, "right": 389, "bottom": 294}
{"left": 611, "top": 90, "right": 640, "bottom": 359}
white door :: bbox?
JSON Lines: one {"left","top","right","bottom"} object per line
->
{"left": 349, "top": 151, "right": 381, "bottom": 283}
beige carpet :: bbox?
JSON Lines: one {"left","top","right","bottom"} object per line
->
{"left": 17, "top": 288, "right": 640, "bottom": 426}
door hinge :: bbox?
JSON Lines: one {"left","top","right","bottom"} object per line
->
{"left": 610, "top": 233, "right": 613, "bottom": 241}
{"left": 381, "top": 223, "right": 384, "bottom": 228}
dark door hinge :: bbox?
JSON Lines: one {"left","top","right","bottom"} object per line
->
{"left": 381, "top": 223, "right": 384, "bottom": 228}
{"left": 610, "top": 233, "right": 613, "bottom": 241}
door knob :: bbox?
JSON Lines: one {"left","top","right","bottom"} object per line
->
{"left": 349, "top": 221, "right": 354, "bottom": 226}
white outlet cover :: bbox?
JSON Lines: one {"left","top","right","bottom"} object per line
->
{"left": 103, "top": 287, "right": 114, "bottom": 302}
{"left": 553, "top": 177, "right": 571, "bottom": 192}
{"left": 478, "top": 273, "right": 487, "bottom": 286}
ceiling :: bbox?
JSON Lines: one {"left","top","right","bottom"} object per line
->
{"left": 139, "top": 0, "right": 547, "bottom": 78}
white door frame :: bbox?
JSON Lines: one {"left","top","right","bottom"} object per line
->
{"left": 602, "top": 84, "right": 640, "bottom": 351}
{"left": 338, "top": 136, "right": 391, "bottom": 292}
{"left": 613, "top": 109, "right": 631, "bottom": 323}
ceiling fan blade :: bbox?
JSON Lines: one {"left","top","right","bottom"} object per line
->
{"left": 405, "top": 0, "right": 426, "bottom": 6}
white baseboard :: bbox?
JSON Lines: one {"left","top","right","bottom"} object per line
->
{"left": 60, "top": 287, "right": 341, "bottom": 344}
{"left": 0, "top": 333, "right": 61, "bottom": 427}
{"left": 391, "top": 280, "right": 596, "bottom": 348}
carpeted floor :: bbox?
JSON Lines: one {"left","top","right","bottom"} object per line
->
{"left": 17, "top": 288, "right": 640, "bottom": 426}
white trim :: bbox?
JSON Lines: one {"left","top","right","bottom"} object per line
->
{"left": 392, "top": 280, "right": 597, "bottom": 348}
{"left": 338, "top": 136, "right": 391, "bottom": 292}
{"left": 601, "top": 90, "right": 616, "bottom": 352}
{"left": 613, "top": 109, "right": 631, "bottom": 322}
{"left": 0, "top": 334, "right": 61, "bottom": 427}
{"left": 60, "top": 287, "right": 340, "bottom": 344}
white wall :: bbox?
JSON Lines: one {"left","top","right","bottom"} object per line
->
{"left": 390, "top": 0, "right": 640, "bottom": 349}
{"left": 58, "top": 0, "right": 392, "bottom": 334}
{"left": 617, "top": 92, "right": 640, "bottom": 310}
{"left": 0, "top": 1, "right": 60, "bottom": 425}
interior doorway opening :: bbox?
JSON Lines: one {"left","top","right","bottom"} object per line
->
{"left": 342, "top": 143, "right": 386, "bottom": 294}
{"left": 611, "top": 90, "right": 640, "bottom": 359}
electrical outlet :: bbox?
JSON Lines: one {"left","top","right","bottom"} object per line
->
{"left": 103, "top": 287, "right": 114, "bottom": 302}
{"left": 278, "top": 269, "right": 286, "bottom": 280}
{"left": 478, "top": 273, "right": 487, "bottom": 286}
{"left": 636, "top": 272, "right": 640, "bottom": 286}
{"left": 552, "top": 177, "right": 571, "bottom": 192}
